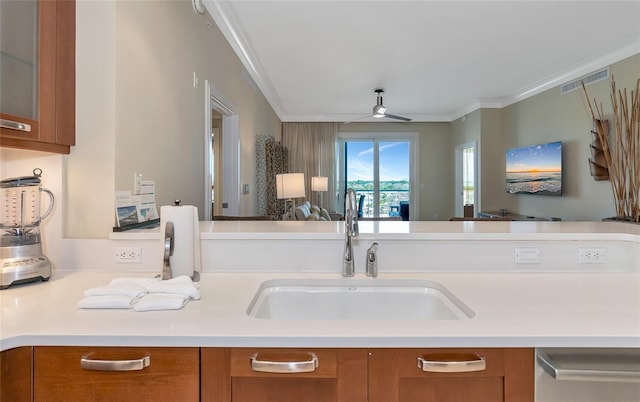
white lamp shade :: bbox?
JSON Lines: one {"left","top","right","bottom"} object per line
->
{"left": 311, "top": 176, "right": 328, "bottom": 192}
{"left": 276, "top": 173, "right": 306, "bottom": 199}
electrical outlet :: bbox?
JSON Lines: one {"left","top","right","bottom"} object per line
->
{"left": 115, "top": 247, "right": 141, "bottom": 263}
{"left": 515, "top": 248, "right": 540, "bottom": 264}
{"left": 579, "top": 248, "right": 605, "bottom": 264}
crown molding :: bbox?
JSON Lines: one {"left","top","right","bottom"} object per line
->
{"left": 203, "top": 1, "right": 639, "bottom": 124}
{"left": 203, "top": 0, "right": 285, "bottom": 120}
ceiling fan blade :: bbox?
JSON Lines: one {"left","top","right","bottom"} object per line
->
{"left": 343, "top": 115, "right": 372, "bottom": 124}
{"left": 383, "top": 113, "right": 412, "bottom": 122}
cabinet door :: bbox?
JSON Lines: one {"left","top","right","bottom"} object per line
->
{"left": 369, "top": 348, "right": 534, "bottom": 402}
{"left": 1, "top": 347, "right": 33, "bottom": 402}
{"left": 34, "top": 346, "right": 199, "bottom": 402}
{"left": 0, "top": 0, "right": 75, "bottom": 154}
{"left": 201, "top": 348, "right": 368, "bottom": 402}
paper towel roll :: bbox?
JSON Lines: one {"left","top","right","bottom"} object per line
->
{"left": 160, "top": 204, "right": 200, "bottom": 279}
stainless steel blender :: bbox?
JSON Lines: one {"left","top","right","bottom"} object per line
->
{"left": 1, "top": 168, "right": 54, "bottom": 289}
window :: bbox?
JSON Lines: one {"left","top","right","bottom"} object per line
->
{"left": 337, "top": 133, "right": 417, "bottom": 219}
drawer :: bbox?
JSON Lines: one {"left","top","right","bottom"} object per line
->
{"left": 34, "top": 346, "right": 199, "bottom": 402}
{"left": 373, "top": 348, "right": 505, "bottom": 378}
{"left": 230, "top": 348, "right": 338, "bottom": 378}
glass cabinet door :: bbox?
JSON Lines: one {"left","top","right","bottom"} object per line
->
{"left": 0, "top": 0, "right": 38, "bottom": 129}
{"left": 0, "top": 0, "right": 75, "bottom": 154}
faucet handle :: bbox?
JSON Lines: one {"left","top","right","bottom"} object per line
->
{"left": 366, "top": 242, "right": 379, "bottom": 277}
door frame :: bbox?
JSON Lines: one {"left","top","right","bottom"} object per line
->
{"left": 454, "top": 140, "right": 478, "bottom": 217}
{"left": 204, "top": 80, "right": 239, "bottom": 220}
{"left": 337, "top": 132, "right": 419, "bottom": 219}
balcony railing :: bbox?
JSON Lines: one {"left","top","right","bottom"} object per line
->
{"left": 351, "top": 189, "right": 409, "bottom": 218}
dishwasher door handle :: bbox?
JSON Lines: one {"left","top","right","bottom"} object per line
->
{"left": 537, "top": 349, "right": 640, "bottom": 383}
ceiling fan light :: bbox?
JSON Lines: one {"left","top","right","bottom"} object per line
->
{"left": 373, "top": 104, "right": 386, "bottom": 117}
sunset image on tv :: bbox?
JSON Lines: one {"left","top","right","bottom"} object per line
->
{"left": 506, "top": 141, "right": 562, "bottom": 195}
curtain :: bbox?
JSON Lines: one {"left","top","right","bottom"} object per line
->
{"left": 282, "top": 122, "right": 338, "bottom": 212}
{"left": 266, "top": 137, "right": 289, "bottom": 217}
{"left": 256, "top": 134, "right": 288, "bottom": 217}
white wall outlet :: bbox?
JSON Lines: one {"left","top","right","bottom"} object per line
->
{"left": 115, "top": 247, "right": 141, "bottom": 263}
{"left": 515, "top": 248, "right": 540, "bottom": 264}
{"left": 579, "top": 248, "right": 605, "bottom": 264}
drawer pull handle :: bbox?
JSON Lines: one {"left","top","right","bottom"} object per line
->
{"left": 0, "top": 119, "right": 31, "bottom": 132}
{"left": 417, "top": 353, "right": 486, "bottom": 373}
{"left": 81, "top": 356, "right": 150, "bottom": 371}
{"left": 250, "top": 352, "right": 318, "bottom": 373}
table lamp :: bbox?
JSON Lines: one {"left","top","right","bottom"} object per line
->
{"left": 276, "top": 173, "right": 306, "bottom": 220}
{"left": 311, "top": 176, "right": 328, "bottom": 209}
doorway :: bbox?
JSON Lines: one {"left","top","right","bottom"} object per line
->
{"left": 337, "top": 132, "right": 418, "bottom": 219}
{"left": 455, "top": 141, "right": 478, "bottom": 217}
{"left": 204, "top": 80, "right": 239, "bottom": 220}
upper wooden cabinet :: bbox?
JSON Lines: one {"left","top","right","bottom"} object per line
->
{"left": 0, "top": 0, "right": 75, "bottom": 154}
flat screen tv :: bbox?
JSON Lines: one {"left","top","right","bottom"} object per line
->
{"left": 505, "top": 141, "right": 562, "bottom": 196}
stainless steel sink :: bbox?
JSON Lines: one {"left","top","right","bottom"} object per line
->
{"left": 247, "top": 278, "right": 475, "bottom": 320}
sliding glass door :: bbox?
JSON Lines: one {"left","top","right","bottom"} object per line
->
{"left": 338, "top": 133, "right": 416, "bottom": 219}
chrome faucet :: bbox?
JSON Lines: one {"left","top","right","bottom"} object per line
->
{"left": 343, "top": 188, "right": 359, "bottom": 277}
{"left": 366, "top": 242, "right": 379, "bottom": 277}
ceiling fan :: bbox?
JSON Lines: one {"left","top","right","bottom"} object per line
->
{"left": 346, "top": 89, "right": 412, "bottom": 123}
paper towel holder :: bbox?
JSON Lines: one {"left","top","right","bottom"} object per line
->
{"left": 162, "top": 221, "right": 174, "bottom": 280}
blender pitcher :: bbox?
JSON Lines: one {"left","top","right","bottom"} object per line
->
{"left": 0, "top": 168, "right": 54, "bottom": 289}
{"left": 1, "top": 168, "right": 54, "bottom": 236}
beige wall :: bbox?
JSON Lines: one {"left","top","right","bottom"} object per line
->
{"left": 338, "top": 121, "right": 453, "bottom": 220}
{"left": 64, "top": 0, "right": 281, "bottom": 238}
{"left": 448, "top": 54, "right": 639, "bottom": 221}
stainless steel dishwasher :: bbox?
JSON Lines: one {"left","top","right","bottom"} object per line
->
{"left": 536, "top": 348, "right": 640, "bottom": 402}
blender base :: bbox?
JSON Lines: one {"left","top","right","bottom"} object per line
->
{"left": 0, "top": 243, "right": 52, "bottom": 290}
{"left": 0, "top": 257, "right": 51, "bottom": 289}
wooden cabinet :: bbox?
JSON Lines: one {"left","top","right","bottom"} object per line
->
{"left": 369, "top": 348, "right": 534, "bottom": 402}
{"left": 0, "top": 0, "right": 75, "bottom": 154}
{"left": 33, "top": 346, "right": 199, "bottom": 402}
{"left": 202, "top": 347, "right": 533, "bottom": 402}
{"left": 2, "top": 346, "right": 533, "bottom": 402}
{"left": 0, "top": 347, "right": 33, "bottom": 402}
{"left": 201, "top": 348, "right": 368, "bottom": 402}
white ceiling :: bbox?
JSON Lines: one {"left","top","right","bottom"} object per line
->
{"left": 205, "top": 1, "right": 640, "bottom": 122}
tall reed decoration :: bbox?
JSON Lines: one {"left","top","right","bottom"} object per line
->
{"left": 582, "top": 76, "right": 640, "bottom": 223}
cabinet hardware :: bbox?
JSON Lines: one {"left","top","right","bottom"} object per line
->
{"left": 417, "top": 353, "right": 486, "bottom": 373}
{"left": 250, "top": 352, "right": 318, "bottom": 373}
{"left": 80, "top": 355, "right": 151, "bottom": 371}
{"left": 1, "top": 119, "right": 31, "bottom": 132}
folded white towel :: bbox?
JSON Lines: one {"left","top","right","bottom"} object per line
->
{"left": 110, "top": 277, "right": 160, "bottom": 287}
{"left": 133, "top": 293, "right": 189, "bottom": 312}
{"left": 113, "top": 275, "right": 200, "bottom": 300}
{"left": 78, "top": 295, "right": 135, "bottom": 309}
{"left": 145, "top": 275, "right": 201, "bottom": 300}
{"left": 83, "top": 282, "right": 147, "bottom": 298}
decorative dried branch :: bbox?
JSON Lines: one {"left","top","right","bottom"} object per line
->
{"left": 582, "top": 76, "right": 640, "bottom": 222}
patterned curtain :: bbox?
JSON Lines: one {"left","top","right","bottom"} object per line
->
{"left": 255, "top": 134, "right": 270, "bottom": 215}
{"left": 256, "top": 135, "right": 289, "bottom": 217}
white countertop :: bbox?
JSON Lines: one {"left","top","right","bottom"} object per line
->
{"left": 109, "top": 220, "right": 640, "bottom": 241}
{"left": 2, "top": 270, "right": 639, "bottom": 351}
